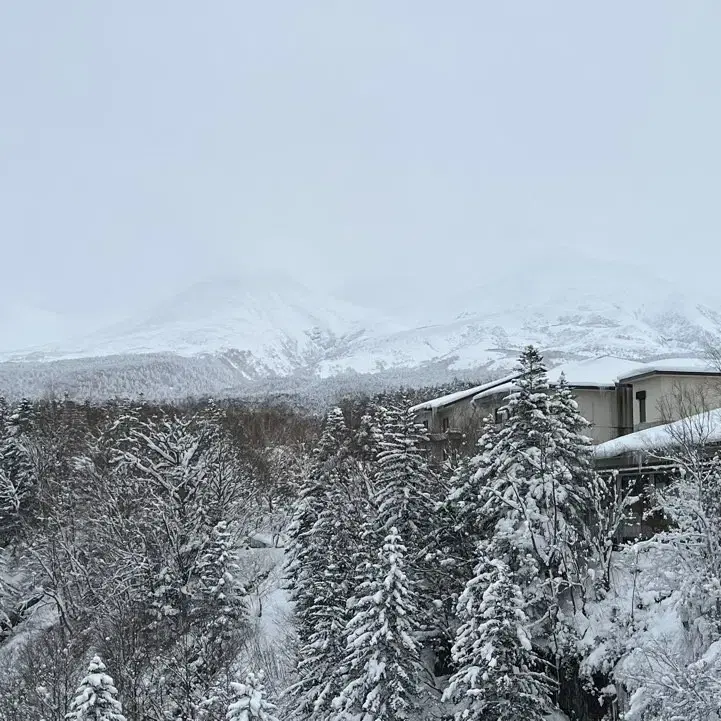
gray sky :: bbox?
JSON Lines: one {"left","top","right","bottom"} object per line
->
{"left": 2, "top": 1, "right": 720, "bottom": 318}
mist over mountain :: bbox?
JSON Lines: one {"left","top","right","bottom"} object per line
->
{"left": 1, "top": 253, "right": 720, "bottom": 401}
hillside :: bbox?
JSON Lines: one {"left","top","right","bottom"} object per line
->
{"left": 2, "top": 256, "right": 721, "bottom": 399}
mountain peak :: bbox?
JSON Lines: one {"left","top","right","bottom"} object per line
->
{"left": 2, "top": 263, "right": 720, "bottom": 394}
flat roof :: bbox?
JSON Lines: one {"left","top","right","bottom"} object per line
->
{"left": 616, "top": 357, "right": 721, "bottom": 382}
{"left": 473, "top": 356, "right": 641, "bottom": 403}
{"left": 594, "top": 407, "right": 721, "bottom": 459}
{"left": 410, "top": 355, "right": 721, "bottom": 415}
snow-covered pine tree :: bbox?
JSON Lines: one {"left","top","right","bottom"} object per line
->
{"left": 0, "top": 398, "right": 38, "bottom": 541}
{"left": 443, "top": 556, "right": 555, "bottom": 721}
{"left": 286, "top": 407, "right": 362, "bottom": 720}
{"left": 9, "top": 397, "right": 35, "bottom": 434}
{"left": 194, "top": 520, "right": 248, "bottom": 668}
{"left": 543, "top": 371, "right": 608, "bottom": 620}
{"left": 285, "top": 406, "right": 348, "bottom": 638}
{"left": 548, "top": 372, "right": 600, "bottom": 555}
{"left": 432, "top": 416, "right": 502, "bottom": 674}
{"left": 473, "top": 347, "right": 596, "bottom": 619}
{"left": 227, "top": 670, "right": 279, "bottom": 721}
{"left": 351, "top": 403, "right": 386, "bottom": 473}
{"left": 66, "top": 655, "right": 126, "bottom": 721}
{"left": 373, "top": 397, "right": 440, "bottom": 570}
{"left": 441, "top": 414, "right": 502, "bottom": 591}
{"left": 336, "top": 527, "right": 423, "bottom": 721}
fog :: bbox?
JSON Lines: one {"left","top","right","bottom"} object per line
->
{"left": 2, "top": 2, "right": 720, "bottom": 332}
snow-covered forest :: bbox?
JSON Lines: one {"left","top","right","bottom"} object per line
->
{"left": 1, "top": 346, "right": 720, "bottom": 721}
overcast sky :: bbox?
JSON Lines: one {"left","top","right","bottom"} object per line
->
{"left": 2, "top": 1, "right": 720, "bottom": 318}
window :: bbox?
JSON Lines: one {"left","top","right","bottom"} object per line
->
{"left": 494, "top": 407, "right": 508, "bottom": 424}
{"left": 441, "top": 416, "right": 450, "bottom": 432}
{"left": 422, "top": 419, "right": 429, "bottom": 429}
{"left": 636, "top": 390, "right": 647, "bottom": 424}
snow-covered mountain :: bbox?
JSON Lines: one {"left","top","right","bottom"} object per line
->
{"left": 2, "top": 257, "right": 721, "bottom": 399}
{"left": 321, "top": 256, "right": 721, "bottom": 376}
{"left": 5, "top": 274, "right": 400, "bottom": 378}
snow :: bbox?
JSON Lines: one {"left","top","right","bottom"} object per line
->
{"left": 409, "top": 372, "right": 520, "bottom": 413}
{"left": 4, "top": 253, "right": 721, "bottom": 386}
{"left": 594, "top": 407, "right": 721, "bottom": 459}
{"left": 0, "top": 275, "right": 397, "bottom": 374}
{"left": 471, "top": 356, "right": 641, "bottom": 404}
{"left": 616, "top": 357, "right": 720, "bottom": 381}
{"left": 472, "top": 356, "right": 720, "bottom": 405}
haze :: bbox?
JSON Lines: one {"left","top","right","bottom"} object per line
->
{"left": 2, "top": 2, "right": 721, "bottom": 337}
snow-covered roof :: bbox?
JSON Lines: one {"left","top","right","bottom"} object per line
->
{"left": 409, "top": 372, "right": 520, "bottom": 413}
{"left": 594, "top": 408, "right": 721, "bottom": 459}
{"left": 410, "top": 355, "right": 721, "bottom": 415}
{"left": 616, "top": 357, "right": 720, "bottom": 382}
{"left": 472, "top": 356, "right": 641, "bottom": 404}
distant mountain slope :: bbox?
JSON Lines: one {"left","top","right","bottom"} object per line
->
{"left": 2, "top": 258, "right": 721, "bottom": 400}
{"left": 321, "top": 256, "right": 721, "bottom": 376}
{"left": 1, "top": 275, "right": 400, "bottom": 378}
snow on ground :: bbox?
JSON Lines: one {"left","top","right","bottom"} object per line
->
{"left": 0, "top": 596, "right": 58, "bottom": 663}
{"left": 578, "top": 543, "right": 688, "bottom": 687}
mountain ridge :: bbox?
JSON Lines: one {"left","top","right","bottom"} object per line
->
{"left": 2, "top": 261, "right": 720, "bottom": 399}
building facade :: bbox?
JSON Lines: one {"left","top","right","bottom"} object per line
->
{"left": 411, "top": 356, "right": 721, "bottom": 462}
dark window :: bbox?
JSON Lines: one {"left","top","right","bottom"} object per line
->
{"left": 441, "top": 417, "right": 450, "bottom": 432}
{"left": 422, "top": 419, "right": 429, "bottom": 429}
{"left": 494, "top": 407, "right": 508, "bottom": 424}
{"left": 636, "top": 390, "right": 647, "bottom": 424}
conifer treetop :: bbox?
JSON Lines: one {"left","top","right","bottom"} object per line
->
{"left": 66, "top": 655, "right": 126, "bottom": 721}
{"left": 444, "top": 557, "right": 554, "bottom": 721}
{"left": 336, "top": 526, "right": 423, "bottom": 721}
{"left": 227, "top": 670, "right": 279, "bottom": 721}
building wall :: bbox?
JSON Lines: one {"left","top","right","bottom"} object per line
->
{"left": 630, "top": 374, "right": 721, "bottom": 430}
{"left": 436, "top": 397, "right": 487, "bottom": 433}
{"left": 414, "top": 408, "right": 433, "bottom": 431}
{"left": 416, "top": 375, "right": 721, "bottom": 454}
{"left": 426, "top": 387, "right": 622, "bottom": 444}
{"left": 438, "top": 387, "right": 620, "bottom": 445}
{"left": 574, "top": 388, "right": 619, "bottom": 444}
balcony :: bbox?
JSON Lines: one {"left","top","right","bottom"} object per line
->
{"left": 429, "top": 429, "right": 464, "bottom": 442}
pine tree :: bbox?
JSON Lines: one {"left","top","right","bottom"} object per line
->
{"left": 434, "top": 418, "right": 500, "bottom": 674}
{"left": 194, "top": 520, "right": 248, "bottom": 670}
{"left": 443, "top": 557, "right": 554, "bottom": 721}
{"left": 441, "top": 348, "right": 601, "bottom": 687}
{"left": 227, "top": 670, "right": 279, "bottom": 721}
{"left": 0, "top": 399, "right": 38, "bottom": 540}
{"left": 373, "top": 398, "right": 439, "bottom": 571}
{"left": 337, "top": 528, "right": 423, "bottom": 721}
{"left": 286, "top": 407, "right": 361, "bottom": 720}
{"left": 351, "top": 403, "right": 386, "bottom": 472}
{"left": 66, "top": 655, "right": 126, "bottom": 721}
{"left": 442, "top": 415, "right": 502, "bottom": 589}
{"left": 197, "top": 520, "right": 247, "bottom": 622}
{"left": 473, "top": 347, "right": 595, "bottom": 614}
{"left": 286, "top": 407, "right": 348, "bottom": 637}
{"left": 545, "top": 372, "right": 603, "bottom": 606}
{"left": 10, "top": 398, "right": 35, "bottom": 434}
